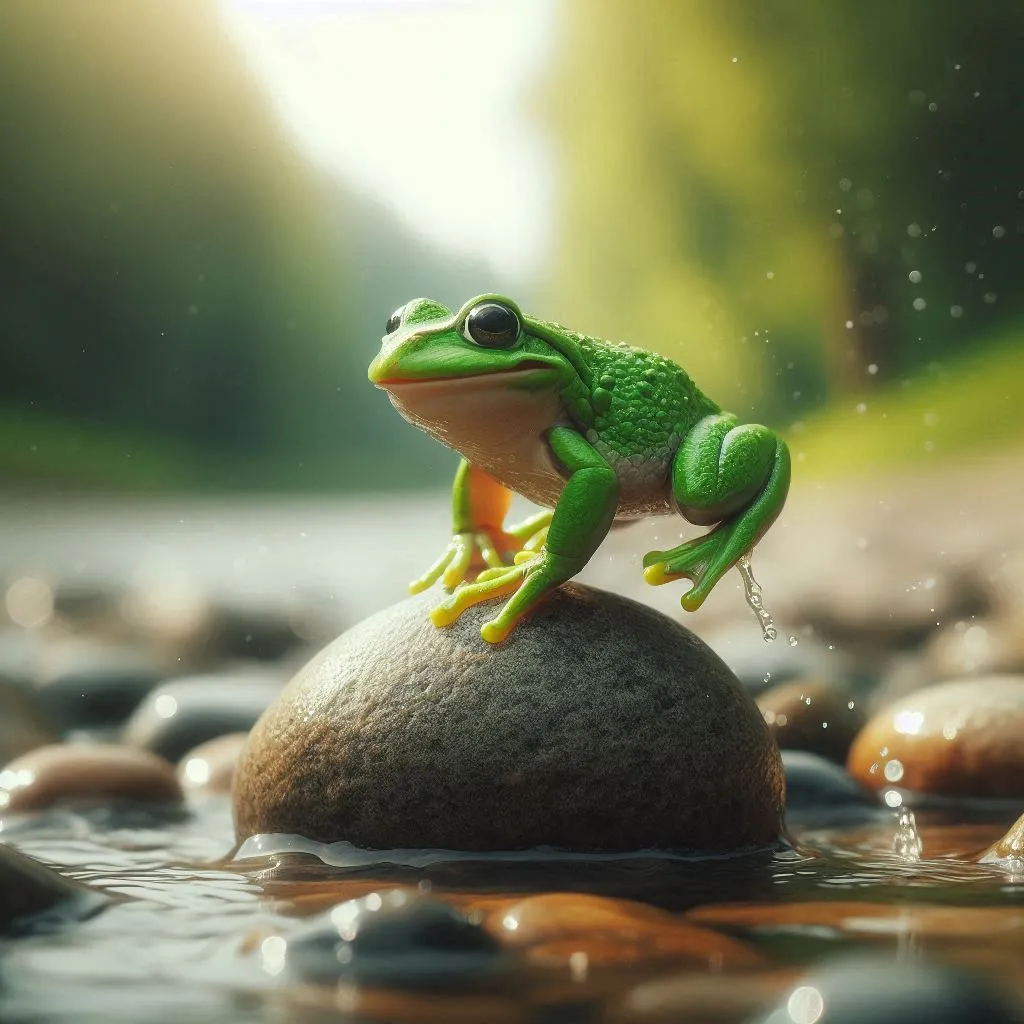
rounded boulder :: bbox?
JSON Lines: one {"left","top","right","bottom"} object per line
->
{"left": 233, "top": 584, "right": 783, "bottom": 854}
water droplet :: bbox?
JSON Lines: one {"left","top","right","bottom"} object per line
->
{"left": 965, "top": 261, "right": 977, "bottom": 274}
{"left": 908, "top": 270, "right": 922, "bottom": 283}
{"left": 788, "top": 635, "right": 799, "bottom": 647}
{"left": 913, "top": 297, "right": 927, "bottom": 311}
{"left": 737, "top": 554, "right": 778, "bottom": 642}
{"left": 893, "top": 807, "right": 923, "bottom": 861}
{"left": 950, "top": 305, "right": 963, "bottom": 318}
{"left": 867, "top": 363, "right": 879, "bottom": 375}
{"left": 993, "top": 225, "right": 1006, "bottom": 238}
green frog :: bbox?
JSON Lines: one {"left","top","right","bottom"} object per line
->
{"left": 368, "top": 294, "right": 790, "bottom": 644}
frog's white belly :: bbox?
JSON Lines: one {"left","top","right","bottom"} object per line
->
{"left": 382, "top": 371, "right": 672, "bottom": 518}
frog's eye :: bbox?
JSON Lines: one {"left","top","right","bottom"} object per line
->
{"left": 385, "top": 304, "right": 406, "bottom": 335}
{"left": 463, "top": 302, "right": 521, "bottom": 349}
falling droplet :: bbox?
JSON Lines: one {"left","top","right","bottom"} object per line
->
{"left": 737, "top": 553, "right": 778, "bottom": 642}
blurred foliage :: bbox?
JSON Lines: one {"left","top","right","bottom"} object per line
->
{"left": 0, "top": 0, "right": 474, "bottom": 492}
{"left": 541, "top": 0, "right": 1024, "bottom": 423}
{"left": 1, "top": 0, "right": 1022, "bottom": 494}
{"left": 787, "top": 325, "right": 1024, "bottom": 478}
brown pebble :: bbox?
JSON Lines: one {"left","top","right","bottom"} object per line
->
{"left": 687, "top": 900, "right": 1024, "bottom": 940}
{"left": 177, "top": 732, "right": 248, "bottom": 796}
{"left": 756, "top": 679, "right": 866, "bottom": 763}
{"left": 846, "top": 675, "right": 1024, "bottom": 798}
{"left": 0, "top": 743, "right": 182, "bottom": 812}
{"left": 487, "top": 892, "right": 762, "bottom": 969}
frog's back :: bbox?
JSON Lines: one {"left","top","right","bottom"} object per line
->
{"left": 551, "top": 326, "right": 720, "bottom": 517}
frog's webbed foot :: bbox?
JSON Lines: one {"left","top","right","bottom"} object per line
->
{"left": 642, "top": 524, "right": 735, "bottom": 611}
{"left": 409, "top": 528, "right": 521, "bottom": 595}
{"left": 430, "top": 548, "right": 575, "bottom": 644}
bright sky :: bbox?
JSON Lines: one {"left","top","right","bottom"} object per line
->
{"left": 218, "top": 0, "right": 558, "bottom": 282}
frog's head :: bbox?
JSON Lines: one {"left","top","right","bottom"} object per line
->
{"left": 368, "top": 294, "right": 585, "bottom": 453}
{"left": 368, "top": 294, "right": 571, "bottom": 387}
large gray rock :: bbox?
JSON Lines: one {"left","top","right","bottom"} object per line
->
{"left": 233, "top": 584, "right": 783, "bottom": 854}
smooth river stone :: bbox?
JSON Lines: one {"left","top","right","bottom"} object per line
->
{"left": 756, "top": 679, "right": 866, "bottom": 763}
{"left": 847, "top": 675, "right": 1024, "bottom": 798}
{"left": 0, "top": 743, "right": 182, "bottom": 812}
{"left": 488, "top": 892, "right": 762, "bottom": 969}
{"left": 233, "top": 583, "right": 784, "bottom": 854}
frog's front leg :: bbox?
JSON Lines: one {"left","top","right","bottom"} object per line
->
{"left": 431, "top": 426, "right": 619, "bottom": 643}
{"left": 409, "top": 459, "right": 525, "bottom": 594}
{"left": 643, "top": 414, "right": 790, "bottom": 611}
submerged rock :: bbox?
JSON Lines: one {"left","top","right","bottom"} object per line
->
{"left": 488, "top": 891, "right": 762, "bottom": 969}
{"left": 278, "top": 889, "right": 507, "bottom": 990}
{"left": 752, "top": 953, "right": 1024, "bottom": 1023}
{"left": 233, "top": 584, "right": 783, "bottom": 854}
{"left": 0, "top": 842, "right": 108, "bottom": 932}
{"left": 847, "top": 675, "right": 1024, "bottom": 798}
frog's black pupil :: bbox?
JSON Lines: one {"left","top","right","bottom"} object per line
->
{"left": 465, "top": 303, "right": 519, "bottom": 348}
{"left": 385, "top": 307, "right": 404, "bottom": 334}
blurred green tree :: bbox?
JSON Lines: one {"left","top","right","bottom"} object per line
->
{"left": 0, "top": 0, "right": 472, "bottom": 491}
{"left": 541, "top": 0, "right": 1024, "bottom": 421}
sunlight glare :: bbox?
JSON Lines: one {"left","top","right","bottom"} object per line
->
{"left": 218, "top": 0, "right": 557, "bottom": 279}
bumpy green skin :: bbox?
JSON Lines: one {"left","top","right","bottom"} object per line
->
{"left": 368, "top": 294, "right": 791, "bottom": 643}
{"left": 527, "top": 317, "right": 720, "bottom": 464}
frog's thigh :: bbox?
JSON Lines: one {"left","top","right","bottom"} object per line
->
{"left": 672, "top": 415, "right": 776, "bottom": 525}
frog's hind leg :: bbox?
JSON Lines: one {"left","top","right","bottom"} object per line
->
{"left": 643, "top": 414, "right": 790, "bottom": 611}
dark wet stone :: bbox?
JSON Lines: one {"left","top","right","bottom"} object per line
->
{"left": 34, "top": 639, "right": 172, "bottom": 729}
{"left": 752, "top": 953, "right": 1024, "bottom": 1023}
{"left": 781, "top": 750, "right": 876, "bottom": 820}
{"left": 177, "top": 732, "right": 248, "bottom": 796}
{"left": 282, "top": 890, "right": 508, "bottom": 990}
{"left": 848, "top": 675, "right": 1024, "bottom": 798}
{"left": 0, "top": 842, "right": 108, "bottom": 932}
{"left": 234, "top": 583, "right": 784, "bottom": 854}
{"left": 0, "top": 681, "right": 59, "bottom": 765}
{"left": 122, "top": 670, "right": 284, "bottom": 763}
{"left": 757, "top": 679, "right": 866, "bottom": 764}
{"left": 0, "top": 743, "right": 182, "bottom": 812}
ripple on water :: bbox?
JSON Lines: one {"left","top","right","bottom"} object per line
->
{"left": 1, "top": 796, "right": 1023, "bottom": 1023}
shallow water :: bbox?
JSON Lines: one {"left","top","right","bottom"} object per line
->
{"left": 2, "top": 489, "right": 1024, "bottom": 1021}
{"left": 1, "top": 796, "right": 1023, "bottom": 1023}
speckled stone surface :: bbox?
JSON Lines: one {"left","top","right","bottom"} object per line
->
{"left": 233, "top": 583, "right": 783, "bottom": 854}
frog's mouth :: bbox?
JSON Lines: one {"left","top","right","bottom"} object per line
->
{"left": 373, "top": 361, "right": 554, "bottom": 388}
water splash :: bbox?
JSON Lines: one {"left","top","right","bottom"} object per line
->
{"left": 893, "top": 807, "right": 923, "bottom": 862}
{"left": 737, "top": 554, "right": 778, "bottom": 643}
